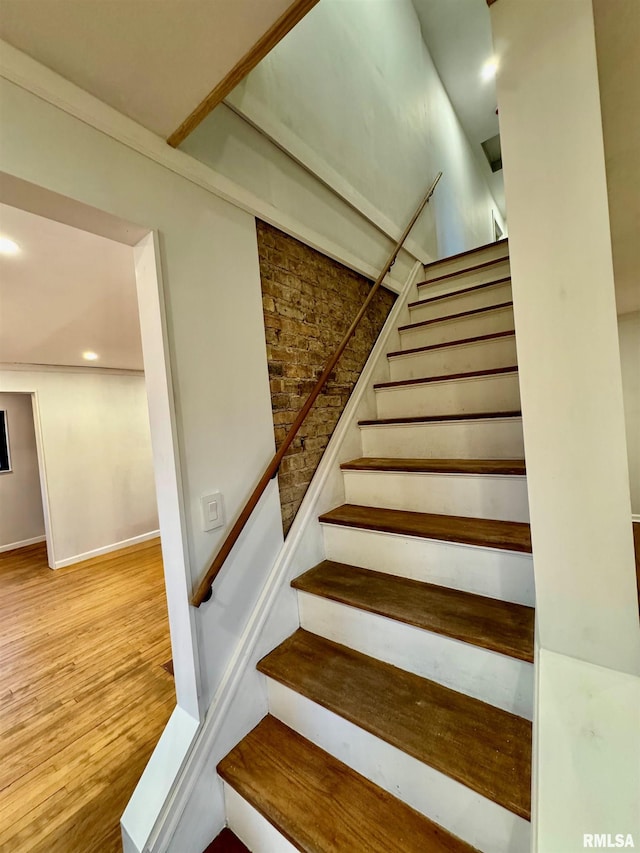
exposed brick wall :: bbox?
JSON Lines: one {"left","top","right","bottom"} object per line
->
{"left": 257, "top": 220, "right": 396, "bottom": 535}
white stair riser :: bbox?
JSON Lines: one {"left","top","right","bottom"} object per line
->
{"left": 376, "top": 373, "right": 521, "bottom": 419}
{"left": 400, "top": 306, "right": 514, "bottom": 350}
{"left": 224, "top": 784, "right": 298, "bottom": 853}
{"left": 410, "top": 280, "right": 512, "bottom": 324}
{"left": 422, "top": 250, "right": 509, "bottom": 286}
{"left": 343, "top": 470, "right": 529, "bottom": 522}
{"left": 389, "top": 335, "right": 518, "bottom": 381}
{"left": 360, "top": 417, "right": 525, "bottom": 459}
{"left": 322, "top": 524, "right": 535, "bottom": 606}
{"left": 266, "top": 680, "right": 531, "bottom": 853}
{"left": 297, "top": 594, "right": 534, "bottom": 719}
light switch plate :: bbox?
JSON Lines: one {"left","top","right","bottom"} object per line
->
{"left": 201, "top": 491, "right": 224, "bottom": 532}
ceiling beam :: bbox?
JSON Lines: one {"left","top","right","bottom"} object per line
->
{"left": 166, "top": 0, "right": 320, "bottom": 149}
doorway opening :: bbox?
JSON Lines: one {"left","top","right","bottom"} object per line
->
{"left": 0, "top": 173, "right": 198, "bottom": 851}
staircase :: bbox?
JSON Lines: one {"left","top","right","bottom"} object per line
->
{"left": 217, "top": 238, "right": 534, "bottom": 852}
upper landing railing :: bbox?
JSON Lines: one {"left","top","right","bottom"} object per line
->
{"left": 191, "top": 171, "right": 443, "bottom": 607}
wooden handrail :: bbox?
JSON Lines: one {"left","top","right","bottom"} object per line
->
{"left": 192, "top": 171, "right": 443, "bottom": 607}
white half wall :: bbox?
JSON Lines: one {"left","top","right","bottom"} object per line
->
{"left": 0, "top": 367, "right": 158, "bottom": 567}
{"left": 0, "top": 391, "right": 45, "bottom": 550}
{"left": 181, "top": 0, "right": 505, "bottom": 264}
{"left": 535, "top": 649, "right": 640, "bottom": 852}
{"left": 0, "top": 61, "right": 287, "bottom": 721}
{"left": 492, "top": 0, "right": 640, "bottom": 676}
{"left": 618, "top": 311, "right": 640, "bottom": 516}
{"left": 491, "top": 1, "right": 640, "bottom": 849}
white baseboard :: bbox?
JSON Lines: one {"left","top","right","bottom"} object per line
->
{"left": 632, "top": 514, "right": 640, "bottom": 524}
{"left": 53, "top": 529, "right": 160, "bottom": 568}
{"left": 0, "top": 534, "right": 46, "bottom": 554}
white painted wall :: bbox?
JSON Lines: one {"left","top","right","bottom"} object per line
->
{"left": 0, "top": 368, "right": 158, "bottom": 567}
{"left": 180, "top": 103, "right": 418, "bottom": 290}
{"left": 0, "top": 391, "right": 45, "bottom": 551}
{"left": 0, "top": 18, "right": 502, "bottom": 849}
{"left": 536, "top": 649, "right": 640, "bottom": 851}
{"left": 0, "top": 65, "right": 287, "bottom": 849}
{"left": 492, "top": 0, "right": 639, "bottom": 676}
{"left": 182, "top": 0, "right": 505, "bottom": 264}
{"left": 491, "top": 1, "right": 640, "bottom": 849}
{"left": 618, "top": 311, "right": 640, "bottom": 516}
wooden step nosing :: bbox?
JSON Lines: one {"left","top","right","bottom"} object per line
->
{"left": 296, "top": 590, "right": 534, "bottom": 664}
{"left": 342, "top": 467, "right": 527, "bottom": 479}
{"left": 219, "top": 715, "right": 485, "bottom": 852}
{"left": 319, "top": 518, "right": 533, "bottom": 555}
{"left": 420, "top": 255, "right": 510, "bottom": 286}
{"left": 340, "top": 458, "right": 526, "bottom": 476}
{"left": 257, "top": 633, "right": 532, "bottom": 820}
{"left": 358, "top": 410, "right": 523, "bottom": 427}
{"left": 422, "top": 237, "right": 508, "bottom": 274}
{"left": 399, "top": 302, "right": 513, "bottom": 334}
{"left": 318, "top": 513, "right": 532, "bottom": 555}
{"left": 292, "top": 566, "right": 534, "bottom": 663}
{"left": 388, "top": 330, "right": 516, "bottom": 360}
{"left": 265, "top": 682, "right": 531, "bottom": 850}
{"left": 409, "top": 276, "right": 512, "bottom": 308}
{"left": 263, "top": 673, "right": 531, "bottom": 823}
{"left": 373, "top": 365, "right": 518, "bottom": 392}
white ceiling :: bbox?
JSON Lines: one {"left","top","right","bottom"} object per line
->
{"left": 0, "top": 203, "right": 143, "bottom": 370}
{"left": 0, "top": 0, "right": 294, "bottom": 138}
{"left": 412, "top": 0, "right": 505, "bottom": 216}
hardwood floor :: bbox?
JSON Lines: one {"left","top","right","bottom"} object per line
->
{"left": 0, "top": 540, "right": 174, "bottom": 852}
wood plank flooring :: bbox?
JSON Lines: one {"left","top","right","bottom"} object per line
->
{"left": 0, "top": 540, "right": 174, "bottom": 853}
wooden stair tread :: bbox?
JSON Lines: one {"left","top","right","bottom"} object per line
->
{"left": 422, "top": 237, "right": 508, "bottom": 274}
{"left": 341, "top": 457, "right": 526, "bottom": 475}
{"left": 399, "top": 301, "right": 513, "bottom": 333}
{"left": 409, "top": 275, "right": 511, "bottom": 308}
{"left": 358, "top": 410, "right": 522, "bottom": 427}
{"left": 293, "top": 560, "right": 534, "bottom": 662}
{"left": 374, "top": 365, "right": 517, "bottom": 391}
{"left": 257, "top": 632, "right": 532, "bottom": 819}
{"left": 203, "top": 828, "right": 250, "bottom": 853}
{"left": 419, "top": 252, "right": 509, "bottom": 285}
{"left": 218, "top": 715, "right": 478, "bottom": 853}
{"left": 387, "top": 330, "right": 516, "bottom": 359}
{"left": 319, "top": 504, "right": 532, "bottom": 553}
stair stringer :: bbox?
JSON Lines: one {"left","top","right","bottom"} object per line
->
{"left": 147, "top": 261, "right": 423, "bottom": 853}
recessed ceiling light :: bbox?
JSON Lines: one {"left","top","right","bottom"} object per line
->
{"left": 481, "top": 58, "right": 499, "bottom": 81}
{"left": 82, "top": 351, "right": 99, "bottom": 361}
{"left": 0, "top": 236, "right": 20, "bottom": 255}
